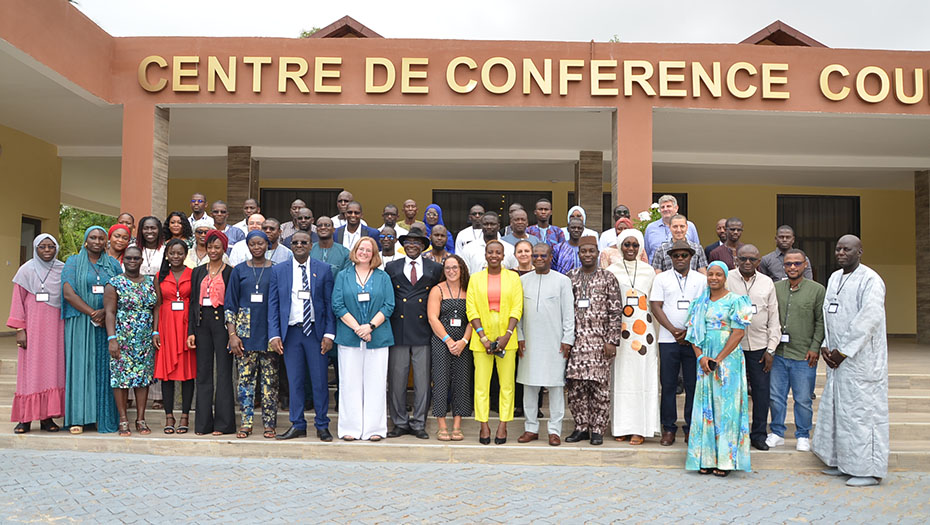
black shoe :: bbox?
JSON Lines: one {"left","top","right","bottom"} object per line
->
{"left": 590, "top": 433, "right": 604, "bottom": 446}
{"left": 494, "top": 435, "right": 507, "bottom": 445}
{"left": 751, "top": 439, "right": 769, "bottom": 451}
{"left": 513, "top": 408, "right": 525, "bottom": 418}
{"left": 565, "top": 429, "right": 590, "bottom": 443}
{"left": 413, "top": 429, "right": 429, "bottom": 440}
{"left": 479, "top": 435, "right": 491, "bottom": 445}
{"left": 275, "top": 426, "right": 307, "bottom": 440}
{"left": 386, "top": 426, "right": 411, "bottom": 438}
{"left": 316, "top": 428, "right": 333, "bottom": 442}
{"left": 537, "top": 409, "right": 545, "bottom": 418}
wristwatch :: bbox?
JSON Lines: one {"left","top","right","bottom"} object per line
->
{"left": 369, "top": 322, "right": 377, "bottom": 331}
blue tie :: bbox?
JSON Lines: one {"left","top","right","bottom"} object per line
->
{"left": 300, "top": 264, "right": 313, "bottom": 336}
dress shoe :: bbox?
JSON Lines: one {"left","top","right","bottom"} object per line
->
{"left": 683, "top": 429, "right": 690, "bottom": 443}
{"left": 846, "top": 476, "right": 880, "bottom": 487}
{"left": 276, "top": 426, "right": 307, "bottom": 440}
{"left": 565, "top": 429, "right": 590, "bottom": 443}
{"left": 548, "top": 433, "right": 561, "bottom": 446}
{"left": 386, "top": 426, "right": 411, "bottom": 438}
{"left": 494, "top": 435, "right": 507, "bottom": 445}
{"left": 413, "top": 429, "right": 430, "bottom": 440}
{"left": 751, "top": 440, "right": 770, "bottom": 451}
{"left": 513, "top": 408, "right": 525, "bottom": 418}
{"left": 479, "top": 435, "right": 491, "bottom": 445}
{"left": 316, "top": 427, "right": 333, "bottom": 442}
{"left": 590, "top": 433, "right": 604, "bottom": 446}
{"left": 660, "top": 430, "right": 675, "bottom": 446}
{"left": 517, "top": 432, "right": 539, "bottom": 443}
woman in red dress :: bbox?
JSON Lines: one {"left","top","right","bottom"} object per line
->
{"left": 153, "top": 239, "right": 196, "bottom": 434}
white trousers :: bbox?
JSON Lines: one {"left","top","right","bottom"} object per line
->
{"left": 337, "top": 343, "right": 389, "bottom": 440}
{"left": 523, "top": 385, "right": 564, "bottom": 436}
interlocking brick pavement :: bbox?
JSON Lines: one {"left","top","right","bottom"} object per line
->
{"left": 0, "top": 450, "right": 926, "bottom": 523}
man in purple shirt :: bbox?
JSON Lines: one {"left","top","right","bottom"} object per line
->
{"left": 527, "top": 198, "right": 565, "bottom": 248}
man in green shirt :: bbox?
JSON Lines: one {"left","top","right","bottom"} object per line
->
{"left": 766, "top": 248, "right": 825, "bottom": 453}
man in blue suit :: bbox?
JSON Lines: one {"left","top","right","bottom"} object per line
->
{"left": 334, "top": 201, "right": 381, "bottom": 251}
{"left": 269, "top": 230, "right": 337, "bottom": 441}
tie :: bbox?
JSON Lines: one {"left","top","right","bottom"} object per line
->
{"left": 300, "top": 264, "right": 313, "bottom": 336}
{"left": 410, "top": 260, "right": 418, "bottom": 286}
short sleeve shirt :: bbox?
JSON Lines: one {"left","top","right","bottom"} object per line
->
{"left": 649, "top": 269, "right": 707, "bottom": 343}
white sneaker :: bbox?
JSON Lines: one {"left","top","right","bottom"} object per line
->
{"left": 796, "top": 437, "right": 811, "bottom": 452}
{"left": 765, "top": 433, "right": 785, "bottom": 447}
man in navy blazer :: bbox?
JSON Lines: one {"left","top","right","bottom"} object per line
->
{"left": 334, "top": 201, "right": 382, "bottom": 250}
{"left": 269, "top": 231, "right": 337, "bottom": 441}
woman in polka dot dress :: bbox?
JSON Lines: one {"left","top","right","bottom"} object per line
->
{"left": 605, "top": 229, "right": 660, "bottom": 445}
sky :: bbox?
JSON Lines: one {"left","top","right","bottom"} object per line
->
{"left": 72, "top": 0, "right": 930, "bottom": 50}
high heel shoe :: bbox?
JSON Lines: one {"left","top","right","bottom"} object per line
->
{"left": 494, "top": 434, "right": 507, "bottom": 445}
{"left": 479, "top": 435, "right": 491, "bottom": 445}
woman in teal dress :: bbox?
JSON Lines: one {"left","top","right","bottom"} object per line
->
{"left": 61, "top": 226, "right": 122, "bottom": 434}
{"left": 685, "top": 261, "right": 753, "bottom": 476}
{"left": 104, "top": 246, "right": 158, "bottom": 436}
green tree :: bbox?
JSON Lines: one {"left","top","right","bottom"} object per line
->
{"left": 300, "top": 27, "right": 321, "bottom": 38}
{"left": 609, "top": 34, "right": 621, "bottom": 43}
{"left": 58, "top": 205, "right": 117, "bottom": 261}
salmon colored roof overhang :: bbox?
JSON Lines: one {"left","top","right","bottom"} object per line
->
{"left": 741, "top": 20, "right": 827, "bottom": 48}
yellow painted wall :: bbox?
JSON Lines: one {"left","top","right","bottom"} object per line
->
{"left": 168, "top": 177, "right": 916, "bottom": 334}
{"left": 0, "top": 125, "right": 62, "bottom": 334}
{"left": 654, "top": 183, "right": 916, "bottom": 335}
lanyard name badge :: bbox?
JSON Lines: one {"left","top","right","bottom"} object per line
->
{"left": 675, "top": 271, "right": 689, "bottom": 310}
{"left": 172, "top": 290, "right": 184, "bottom": 311}
{"left": 250, "top": 263, "right": 267, "bottom": 303}
{"left": 298, "top": 290, "right": 311, "bottom": 301}
{"left": 626, "top": 295, "right": 638, "bottom": 306}
{"left": 90, "top": 264, "right": 104, "bottom": 294}
{"left": 35, "top": 265, "right": 53, "bottom": 302}
{"left": 577, "top": 273, "right": 591, "bottom": 308}
{"left": 356, "top": 268, "right": 372, "bottom": 302}
{"left": 828, "top": 273, "right": 852, "bottom": 314}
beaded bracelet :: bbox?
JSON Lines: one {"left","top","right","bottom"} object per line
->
{"left": 107, "top": 335, "right": 117, "bottom": 341}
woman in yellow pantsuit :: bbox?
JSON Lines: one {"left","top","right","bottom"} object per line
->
{"left": 466, "top": 240, "right": 523, "bottom": 445}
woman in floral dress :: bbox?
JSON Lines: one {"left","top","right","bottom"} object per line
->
{"left": 684, "top": 261, "right": 753, "bottom": 476}
{"left": 104, "top": 245, "right": 158, "bottom": 437}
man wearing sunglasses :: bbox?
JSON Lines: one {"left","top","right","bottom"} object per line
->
{"left": 188, "top": 193, "right": 214, "bottom": 229}
{"left": 334, "top": 201, "right": 381, "bottom": 251}
{"left": 378, "top": 227, "right": 404, "bottom": 268}
{"left": 651, "top": 214, "right": 707, "bottom": 275}
{"left": 768, "top": 248, "right": 825, "bottom": 454}
{"left": 332, "top": 191, "right": 368, "bottom": 229}
{"left": 649, "top": 239, "right": 707, "bottom": 446}
{"left": 727, "top": 244, "right": 782, "bottom": 451}
{"left": 455, "top": 204, "right": 486, "bottom": 254}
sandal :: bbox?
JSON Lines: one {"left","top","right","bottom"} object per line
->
{"left": 177, "top": 415, "right": 189, "bottom": 434}
{"left": 118, "top": 419, "right": 131, "bottom": 437}
{"left": 437, "top": 429, "right": 452, "bottom": 441}
{"left": 342, "top": 435, "right": 355, "bottom": 441}
{"left": 712, "top": 469, "right": 729, "bottom": 478}
{"left": 699, "top": 468, "right": 712, "bottom": 475}
{"left": 237, "top": 427, "right": 252, "bottom": 439}
{"left": 369, "top": 435, "right": 381, "bottom": 442}
{"left": 450, "top": 428, "right": 464, "bottom": 441}
{"left": 152, "top": 400, "right": 163, "bottom": 410}
{"left": 629, "top": 435, "right": 644, "bottom": 446}
{"left": 14, "top": 422, "right": 31, "bottom": 434}
{"left": 263, "top": 428, "right": 276, "bottom": 439}
{"left": 69, "top": 425, "right": 84, "bottom": 435}
{"left": 40, "top": 419, "right": 60, "bottom": 432}
{"left": 135, "top": 420, "right": 151, "bottom": 435}
{"left": 615, "top": 435, "right": 629, "bottom": 442}
{"left": 164, "top": 415, "right": 176, "bottom": 434}
{"left": 212, "top": 431, "right": 224, "bottom": 436}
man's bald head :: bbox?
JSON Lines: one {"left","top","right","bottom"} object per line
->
{"left": 835, "top": 234, "right": 863, "bottom": 271}
{"left": 737, "top": 244, "right": 760, "bottom": 258}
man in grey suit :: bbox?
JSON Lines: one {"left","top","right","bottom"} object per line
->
{"left": 384, "top": 227, "right": 442, "bottom": 439}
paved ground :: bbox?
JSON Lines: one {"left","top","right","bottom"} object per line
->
{"left": 0, "top": 450, "right": 926, "bottom": 524}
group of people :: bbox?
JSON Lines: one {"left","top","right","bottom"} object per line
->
{"left": 8, "top": 192, "right": 889, "bottom": 486}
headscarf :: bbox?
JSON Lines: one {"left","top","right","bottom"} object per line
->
{"left": 685, "top": 261, "right": 730, "bottom": 346}
{"left": 108, "top": 224, "right": 131, "bottom": 239}
{"left": 12, "top": 234, "right": 65, "bottom": 308}
{"left": 191, "top": 218, "right": 213, "bottom": 234}
{"left": 567, "top": 205, "right": 587, "bottom": 226}
{"left": 61, "top": 226, "right": 122, "bottom": 319}
{"left": 616, "top": 217, "right": 634, "bottom": 231}
{"left": 423, "top": 204, "right": 455, "bottom": 254}
{"left": 205, "top": 229, "right": 229, "bottom": 253}
{"left": 617, "top": 227, "right": 649, "bottom": 264}
{"left": 246, "top": 229, "right": 270, "bottom": 245}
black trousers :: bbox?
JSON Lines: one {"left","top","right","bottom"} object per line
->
{"left": 743, "top": 349, "right": 771, "bottom": 443}
{"left": 193, "top": 308, "right": 236, "bottom": 435}
{"left": 659, "top": 342, "right": 696, "bottom": 433}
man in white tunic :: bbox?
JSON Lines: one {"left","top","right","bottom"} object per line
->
{"left": 516, "top": 243, "right": 575, "bottom": 446}
{"left": 813, "top": 235, "right": 889, "bottom": 487}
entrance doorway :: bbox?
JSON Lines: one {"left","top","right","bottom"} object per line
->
{"left": 20, "top": 216, "right": 42, "bottom": 265}
{"left": 777, "top": 195, "right": 861, "bottom": 284}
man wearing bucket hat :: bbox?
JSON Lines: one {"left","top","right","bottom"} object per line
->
{"left": 384, "top": 227, "right": 443, "bottom": 439}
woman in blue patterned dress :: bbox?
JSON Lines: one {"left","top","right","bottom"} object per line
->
{"left": 684, "top": 261, "right": 753, "bottom": 476}
{"left": 104, "top": 245, "right": 158, "bottom": 437}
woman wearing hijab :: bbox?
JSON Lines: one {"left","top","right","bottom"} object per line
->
{"left": 185, "top": 218, "right": 220, "bottom": 268}
{"left": 7, "top": 234, "right": 66, "bottom": 433}
{"left": 423, "top": 204, "right": 455, "bottom": 254}
{"left": 685, "top": 261, "right": 753, "bottom": 476}
{"left": 605, "top": 229, "right": 659, "bottom": 445}
{"left": 561, "top": 206, "right": 599, "bottom": 240}
{"left": 61, "top": 226, "right": 122, "bottom": 434}
{"left": 226, "top": 229, "right": 279, "bottom": 439}
{"left": 188, "top": 230, "right": 236, "bottom": 436}
{"left": 107, "top": 224, "right": 131, "bottom": 265}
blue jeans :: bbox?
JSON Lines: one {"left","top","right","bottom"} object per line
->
{"left": 769, "top": 354, "right": 818, "bottom": 438}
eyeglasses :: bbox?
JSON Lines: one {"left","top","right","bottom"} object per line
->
{"left": 380, "top": 234, "right": 395, "bottom": 240}
{"left": 622, "top": 242, "right": 640, "bottom": 248}
{"left": 530, "top": 254, "right": 548, "bottom": 259}
{"left": 737, "top": 256, "right": 759, "bottom": 262}
{"left": 669, "top": 252, "right": 691, "bottom": 259}
{"left": 290, "top": 240, "right": 311, "bottom": 246}
{"left": 784, "top": 261, "right": 805, "bottom": 267}
{"left": 195, "top": 230, "right": 210, "bottom": 235}
{"left": 470, "top": 211, "right": 483, "bottom": 216}
{"left": 191, "top": 199, "right": 205, "bottom": 204}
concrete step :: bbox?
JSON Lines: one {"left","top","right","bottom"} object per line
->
{"left": 1, "top": 421, "right": 925, "bottom": 471}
